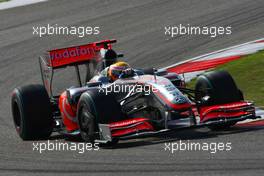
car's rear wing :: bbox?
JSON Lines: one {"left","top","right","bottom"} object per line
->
{"left": 39, "top": 39, "right": 117, "bottom": 97}
{"left": 46, "top": 39, "right": 116, "bottom": 68}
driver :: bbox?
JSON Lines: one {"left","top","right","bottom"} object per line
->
{"left": 100, "top": 61, "right": 134, "bottom": 82}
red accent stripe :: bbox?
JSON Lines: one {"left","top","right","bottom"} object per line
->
{"left": 168, "top": 55, "right": 241, "bottom": 74}
{"left": 200, "top": 102, "right": 250, "bottom": 116}
{"left": 109, "top": 118, "right": 154, "bottom": 137}
{"left": 111, "top": 121, "right": 154, "bottom": 137}
{"left": 109, "top": 118, "right": 149, "bottom": 128}
{"left": 199, "top": 102, "right": 254, "bottom": 122}
{"left": 255, "top": 40, "right": 264, "bottom": 43}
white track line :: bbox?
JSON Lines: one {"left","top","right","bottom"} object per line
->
{"left": 0, "top": 0, "right": 47, "bottom": 10}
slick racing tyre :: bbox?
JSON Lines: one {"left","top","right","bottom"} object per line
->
{"left": 11, "top": 84, "right": 53, "bottom": 140}
{"left": 77, "top": 88, "right": 123, "bottom": 144}
{"left": 195, "top": 70, "right": 243, "bottom": 129}
{"left": 195, "top": 70, "right": 242, "bottom": 105}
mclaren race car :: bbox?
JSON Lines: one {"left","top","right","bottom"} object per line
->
{"left": 11, "top": 39, "right": 259, "bottom": 145}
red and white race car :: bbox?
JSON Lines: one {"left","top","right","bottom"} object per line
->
{"left": 11, "top": 39, "right": 259, "bottom": 145}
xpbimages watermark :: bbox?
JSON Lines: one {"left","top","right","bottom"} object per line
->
{"left": 164, "top": 140, "right": 232, "bottom": 154}
{"left": 99, "top": 83, "right": 158, "bottom": 95}
{"left": 32, "top": 24, "right": 100, "bottom": 37}
{"left": 32, "top": 140, "right": 99, "bottom": 154}
{"left": 165, "top": 24, "right": 232, "bottom": 38}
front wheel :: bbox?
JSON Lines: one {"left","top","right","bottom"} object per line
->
{"left": 78, "top": 104, "right": 96, "bottom": 143}
{"left": 77, "top": 88, "right": 124, "bottom": 145}
{"left": 195, "top": 70, "right": 243, "bottom": 130}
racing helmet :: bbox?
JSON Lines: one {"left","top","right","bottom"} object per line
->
{"left": 108, "top": 61, "right": 130, "bottom": 81}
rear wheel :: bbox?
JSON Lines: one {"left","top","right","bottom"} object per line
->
{"left": 195, "top": 70, "right": 243, "bottom": 129}
{"left": 77, "top": 88, "right": 124, "bottom": 145}
{"left": 11, "top": 84, "right": 53, "bottom": 140}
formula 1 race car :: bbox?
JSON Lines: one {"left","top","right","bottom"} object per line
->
{"left": 11, "top": 39, "right": 259, "bottom": 145}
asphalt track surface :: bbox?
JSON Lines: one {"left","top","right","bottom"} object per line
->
{"left": 0, "top": 0, "right": 264, "bottom": 175}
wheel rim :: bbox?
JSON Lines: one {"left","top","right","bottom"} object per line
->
{"left": 79, "top": 107, "right": 95, "bottom": 141}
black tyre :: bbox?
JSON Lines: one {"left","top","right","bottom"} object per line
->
{"left": 77, "top": 88, "right": 124, "bottom": 144}
{"left": 77, "top": 105, "right": 96, "bottom": 143}
{"left": 195, "top": 70, "right": 241, "bottom": 105}
{"left": 11, "top": 84, "right": 53, "bottom": 140}
{"left": 195, "top": 70, "right": 243, "bottom": 129}
{"left": 238, "top": 89, "right": 244, "bottom": 100}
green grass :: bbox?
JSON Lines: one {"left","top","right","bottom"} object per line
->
{"left": 0, "top": 0, "right": 10, "bottom": 2}
{"left": 187, "top": 50, "right": 264, "bottom": 107}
